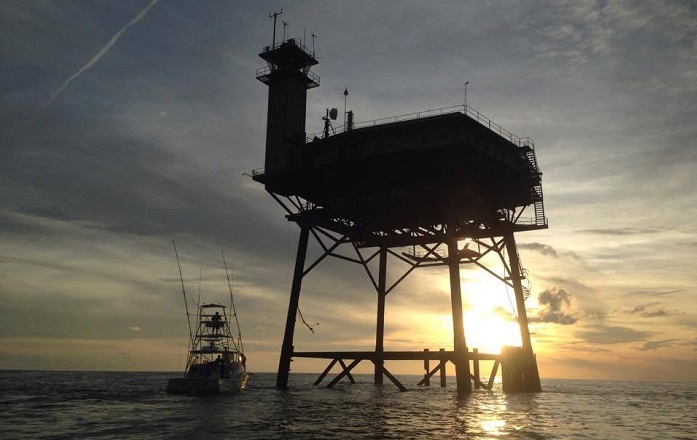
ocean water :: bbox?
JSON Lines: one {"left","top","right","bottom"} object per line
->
{"left": 0, "top": 371, "right": 695, "bottom": 439}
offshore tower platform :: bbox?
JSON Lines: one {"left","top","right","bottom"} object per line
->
{"left": 254, "top": 32, "right": 546, "bottom": 393}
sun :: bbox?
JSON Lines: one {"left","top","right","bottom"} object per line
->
{"left": 435, "top": 310, "right": 522, "bottom": 354}
{"left": 431, "top": 273, "right": 527, "bottom": 354}
{"left": 462, "top": 310, "right": 522, "bottom": 354}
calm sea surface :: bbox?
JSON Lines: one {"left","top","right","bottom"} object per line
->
{"left": 0, "top": 370, "right": 695, "bottom": 439}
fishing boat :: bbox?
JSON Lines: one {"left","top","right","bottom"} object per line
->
{"left": 167, "top": 246, "right": 250, "bottom": 394}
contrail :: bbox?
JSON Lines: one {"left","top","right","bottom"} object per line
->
{"left": 43, "top": 0, "right": 160, "bottom": 108}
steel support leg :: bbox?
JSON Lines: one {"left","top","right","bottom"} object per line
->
{"left": 504, "top": 232, "right": 541, "bottom": 392}
{"left": 447, "top": 233, "right": 472, "bottom": 394}
{"left": 374, "top": 247, "right": 387, "bottom": 384}
{"left": 276, "top": 225, "right": 310, "bottom": 390}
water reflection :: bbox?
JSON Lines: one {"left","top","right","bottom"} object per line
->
{"left": 451, "top": 388, "right": 543, "bottom": 439}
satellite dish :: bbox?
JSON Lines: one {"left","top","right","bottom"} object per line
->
{"left": 329, "top": 108, "right": 338, "bottom": 120}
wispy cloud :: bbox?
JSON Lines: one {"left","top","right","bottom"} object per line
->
{"left": 636, "top": 339, "right": 678, "bottom": 351}
{"left": 575, "top": 228, "right": 660, "bottom": 236}
{"left": 626, "top": 290, "right": 683, "bottom": 298}
{"left": 576, "top": 325, "right": 652, "bottom": 345}
{"left": 520, "top": 242, "right": 581, "bottom": 260}
{"left": 628, "top": 303, "right": 671, "bottom": 317}
{"left": 43, "top": 0, "right": 160, "bottom": 108}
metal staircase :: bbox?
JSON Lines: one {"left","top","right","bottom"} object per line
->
{"left": 519, "top": 144, "right": 547, "bottom": 228}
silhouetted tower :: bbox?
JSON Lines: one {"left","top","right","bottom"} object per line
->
{"left": 255, "top": 31, "right": 546, "bottom": 394}
{"left": 257, "top": 38, "right": 318, "bottom": 176}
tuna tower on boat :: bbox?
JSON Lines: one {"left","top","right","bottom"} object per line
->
{"left": 166, "top": 248, "right": 250, "bottom": 394}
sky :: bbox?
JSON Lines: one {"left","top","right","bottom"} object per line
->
{"left": 1, "top": 0, "right": 696, "bottom": 381}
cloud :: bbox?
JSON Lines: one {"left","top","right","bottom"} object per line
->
{"left": 519, "top": 242, "right": 581, "bottom": 260}
{"left": 43, "top": 0, "right": 160, "bottom": 107}
{"left": 626, "top": 289, "right": 682, "bottom": 297}
{"left": 686, "top": 338, "right": 697, "bottom": 351}
{"left": 575, "top": 228, "right": 660, "bottom": 236}
{"left": 636, "top": 339, "right": 678, "bottom": 351}
{"left": 129, "top": 326, "right": 142, "bottom": 332}
{"left": 519, "top": 242, "right": 559, "bottom": 258}
{"left": 530, "top": 287, "right": 578, "bottom": 325}
{"left": 576, "top": 325, "right": 652, "bottom": 345}
{"left": 622, "top": 303, "right": 670, "bottom": 318}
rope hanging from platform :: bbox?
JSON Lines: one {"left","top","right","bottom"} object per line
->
{"left": 298, "top": 306, "right": 318, "bottom": 333}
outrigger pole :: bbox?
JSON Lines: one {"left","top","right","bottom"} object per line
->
{"left": 173, "top": 240, "right": 194, "bottom": 354}
{"left": 222, "top": 250, "right": 244, "bottom": 354}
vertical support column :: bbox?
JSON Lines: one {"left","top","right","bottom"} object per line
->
{"left": 504, "top": 232, "right": 542, "bottom": 392}
{"left": 374, "top": 247, "right": 387, "bottom": 385}
{"left": 473, "top": 348, "right": 480, "bottom": 389}
{"left": 439, "top": 348, "right": 446, "bottom": 387}
{"left": 423, "top": 349, "right": 430, "bottom": 386}
{"left": 447, "top": 232, "right": 472, "bottom": 394}
{"left": 276, "top": 225, "right": 310, "bottom": 390}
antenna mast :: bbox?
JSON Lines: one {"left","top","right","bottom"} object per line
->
{"left": 221, "top": 250, "right": 244, "bottom": 353}
{"left": 282, "top": 20, "right": 289, "bottom": 41}
{"left": 269, "top": 8, "right": 283, "bottom": 47}
{"left": 173, "top": 240, "right": 194, "bottom": 353}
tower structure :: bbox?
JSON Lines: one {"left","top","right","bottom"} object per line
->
{"left": 256, "top": 38, "right": 319, "bottom": 176}
{"left": 255, "top": 34, "right": 546, "bottom": 393}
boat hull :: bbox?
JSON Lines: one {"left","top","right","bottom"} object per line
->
{"left": 166, "top": 373, "right": 250, "bottom": 394}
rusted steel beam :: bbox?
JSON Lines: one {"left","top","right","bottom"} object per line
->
{"left": 276, "top": 225, "right": 310, "bottom": 390}
{"left": 326, "top": 358, "right": 363, "bottom": 388}
{"left": 374, "top": 248, "right": 387, "bottom": 385}
{"left": 488, "top": 359, "right": 500, "bottom": 390}
{"left": 418, "top": 362, "right": 442, "bottom": 386}
{"left": 313, "top": 359, "right": 338, "bottom": 386}
{"left": 382, "top": 366, "right": 407, "bottom": 392}
{"left": 470, "top": 373, "right": 490, "bottom": 390}
{"left": 473, "top": 348, "right": 480, "bottom": 389}
{"left": 447, "top": 231, "right": 472, "bottom": 394}
{"left": 338, "top": 359, "right": 356, "bottom": 384}
{"left": 292, "top": 350, "right": 500, "bottom": 361}
{"left": 439, "top": 348, "right": 447, "bottom": 387}
{"left": 504, "top": 233, "right": 541, "bottom": 392}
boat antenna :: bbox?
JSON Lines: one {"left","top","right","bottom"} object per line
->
{"left": 221, "top": 250, "right": 244, "bottom": 353}
{"left": 196, "top": 261, "right": 202, "bottom": 310}
{"left": 173, "top": 240, "right": 194, "bottom": 350}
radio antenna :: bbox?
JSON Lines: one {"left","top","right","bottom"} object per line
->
{"left": 282, "top": 20, "right": 289, "bottom": 41}
{"left": 173, "top": 240, "right": 194, "bottom": 351}
{"left": 269, "top": 8, "right": 283, "bottom": 47}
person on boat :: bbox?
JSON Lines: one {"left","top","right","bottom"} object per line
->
{"left": 211, "top": 311, "right": 222, "bottom": 333}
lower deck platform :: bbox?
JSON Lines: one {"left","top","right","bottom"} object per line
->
{"left": 293, "top": 349, "right": 503, "bottom": 392}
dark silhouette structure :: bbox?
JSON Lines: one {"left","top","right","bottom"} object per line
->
{"left": 254, "top": 34, "right": 546, "bottom": 393}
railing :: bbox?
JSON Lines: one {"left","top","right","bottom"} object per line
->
{"left": 256, "top": 65, "right": 320, "bottom": 86}
{"left": 262, "top": 38, "right": 315, "bottom": 58}
{"left": 307, "top": 104, "right": 534, "bottom": 150}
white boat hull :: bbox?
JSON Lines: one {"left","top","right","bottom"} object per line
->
{"left": 166, "top": 372, "right": 250, "bottom": 394}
